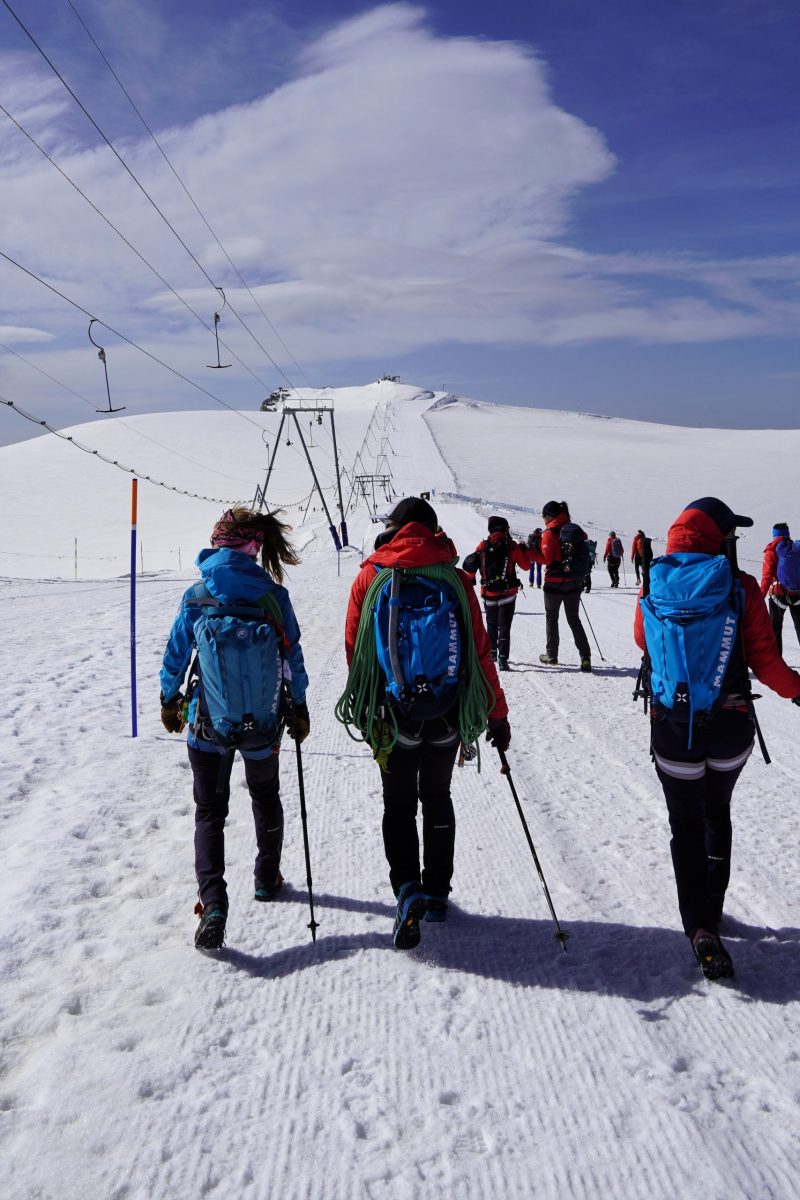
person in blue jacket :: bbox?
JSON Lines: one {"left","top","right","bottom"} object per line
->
{"left": 160, "top": 507, "right": 309, "bottom": 951}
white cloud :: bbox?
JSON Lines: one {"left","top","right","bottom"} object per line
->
{"left": 0, "top": 325, "right": 54, "bottom": 343}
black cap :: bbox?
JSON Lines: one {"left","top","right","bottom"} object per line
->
{"left": 488, "top": 515, "right": 509, "bottom": 532}
{"left": 383, "top": 496, "right": 438, "bottom": 532}
{"left": 684, "top": 496, "right": 753, "bottom": 532}
{"left": 542, "top": 500, "right": 563, "bottom": 519}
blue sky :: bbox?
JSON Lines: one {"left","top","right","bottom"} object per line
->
{"left": 1, "top": 0, "right": 799, "bottom": 442}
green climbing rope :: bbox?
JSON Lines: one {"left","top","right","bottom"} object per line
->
{"left": 334, "top": 564, "right": 496, "bottom": 770}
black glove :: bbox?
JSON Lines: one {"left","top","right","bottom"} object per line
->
{"left": 288, "top": 701, "right": 310, "bottom": 743}
{"left": 486, "top": 716, "right": 511, "bottom": 752}
{"left": 160, "top": 692, "right": 185, "bottom": 733}
{"left": 792, "top": 696, "right": 800, "bottom": 707}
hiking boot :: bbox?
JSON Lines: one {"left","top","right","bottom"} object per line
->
{"left": 580, "top": 658, "right": 592, "bottom": 673}
{"left": 498, "top": 658, "right": 510, "bottom": 671}
{"left": 392, "top": 881, "right": 427, "bottom": 950}
{"left": 254, "top": 872, "right": 284, "bottom": 902}
{"left": 491, "top": 650, "right": 498, "bottom": 662}
{"left": 194, "top": 902, "right": 227, "bottom": 951}
{"left": 425, "top": 897, "right": 449, "bottom": 923}
{"left": 539, "top": 653, "right": 558, "bottom": 665}
{"left": 692, "top": 930, "right": 734, "bottom": 980}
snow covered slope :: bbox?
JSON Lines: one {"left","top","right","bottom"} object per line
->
{"left": 1, "top": 385, "right": 799, "bottom": 1200}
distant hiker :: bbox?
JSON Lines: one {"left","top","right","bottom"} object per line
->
{"left": 631, "top": 530, "right": 646, "bottom": 584}
{"left": 462, "top": 516, "right": 530, "bottom": 671}
{"left": 584, "top": 538, "right": 598, "bottom": 593}
{"left": 160, "top": 508, "right": 310, "bottom": 951}
{"left": 635, "top": 497, "right": 800, "bottom": 980}
{"left": 527, "top": 500, "right": 592, "bottom": 671}
{"left": 604, "top": 531, "right": 623, "bottom": 587}
{"left": 760, "top": 522, "right": 800, "bottom": 655}
{"left": 527, "top": 528, "right": 543, "bottom": 588}
{"left": 339, "top": 497, "right": 509, "bottom": 949}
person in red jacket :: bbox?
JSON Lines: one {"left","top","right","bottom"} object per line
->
{"left": 631, "top": 530, "right": 646, "bottom": 584}
{"left": 527, "top": 500, "right": 592, "bottom": 670}
{"left": 462, "top": 516, "right": 530, "bottom": 671}
{"left": 345, "top": 496, "right": 510, "bottom": 947}
{"left": 760, "top": 522, "right": 800, "bottom": 655}
{"left": 603, "top": 531, "right": 623, "bottom": 587}
{"left": 634, "top": 497, "right": 800, "bottom": 979}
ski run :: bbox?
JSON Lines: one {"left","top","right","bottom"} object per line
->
{"left": 1, "top": 381, "right": 799, "bottom": 1200}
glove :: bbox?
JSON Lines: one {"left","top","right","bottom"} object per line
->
{"left": 160, "top": 692, "right": 185, "bottom": 733}
{"left": 792, "top": 696, "right": 800, "bottom": 707}
{"left": 288, "top": 701, "right": 311, "bottom": 743}
{"left": 486, "top": 716, "right": 511, "bottom": 753}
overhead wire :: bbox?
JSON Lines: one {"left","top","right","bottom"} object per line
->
{"left": 0, "top": 101, "right": 277, "bottom": 393}
{"left": 66, "top": 0, "right": 316, "bottom": 391}
{"left": 0, "top": 338, "right": 256, "bottom": 485}
{"left": 1, "top": 0, "right": 306, "bottom": 399}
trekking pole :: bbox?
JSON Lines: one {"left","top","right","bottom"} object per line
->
{"left": 497, "top": 748, "right": 569, "bottom": 952}
{"left": 622, "top": 557, "right": 627, "bottom": 587}
{"left": 579, "top": 597, "right": 606, "bottom": 662}
{"left": 294, "top": 734, "right": 320, "bottom": 942}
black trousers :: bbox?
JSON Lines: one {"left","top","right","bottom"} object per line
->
{"left": 188, "top": 745, "right": 283, "bottom": 909}
{"left": 381, "top": 717, "right": 460, "bottom": 898}
{"left": 484, "top": 595, "right": 516, "bottom": 660}
{"left": 543, "top": 587, "right": 591, "bottom": 660}
{"left": 651, "top": 710, "right": 754, "bottom": 938}
{"left": 633, "top": 554, "right": 643, "bottom": 583}
{"left": 768, "top": 597, "right": 800, "bottom": 656}
{"left": 606, "top": 557, "right": 620, "bottom": 586}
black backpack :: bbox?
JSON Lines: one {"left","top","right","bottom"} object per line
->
{"left": 480, "top": 534, "right": 514, "bottom": 593}
{"left": 559, "top": 523, "right": 591, "bottom": 578}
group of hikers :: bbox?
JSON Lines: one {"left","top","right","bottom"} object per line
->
{"left": 160, "top": 495, "right": 800, "bottom": 981}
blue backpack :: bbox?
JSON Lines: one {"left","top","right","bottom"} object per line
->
{"left": 639, "top": 553, "right": 742, "bottom": 746}
{"left": 189, "top": 584, "right": 289, "bottom": 748}
{"left": 776, "top": 539, "right": 800, "bottom": 593}
{"left": 373, "top": 569, "right": 462, "bottom": 719}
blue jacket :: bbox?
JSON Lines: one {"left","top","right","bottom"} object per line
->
{"left": 160, "top": 548, "right": 309, "bottom": 717}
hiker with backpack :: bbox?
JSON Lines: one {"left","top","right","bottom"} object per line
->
{"left": 634, "top": 497, "right": 800, "bottom": 980}
{"left": 760, "top": 522, "right": 800, "bottom": 655}
{"left": 160, "top": 508, "right": 310, "bottom": 952}
{"left": 338, "top": 496, "right": 509, "bottom": 950}
{"left": 603, "top": 531, "right": 623, "bottom": 587}
{"left": 527, "top": 500, "right": 593, "bottom": 671}
{"left": 462, "top": 516, "right": 531, "bottom": 671}
{"left": 527, "top": 529, "right": 543, "bottom": 588}
{"left": 631, "top": 530, "right": 646, "bottom": 584}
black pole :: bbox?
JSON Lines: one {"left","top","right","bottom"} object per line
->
{"left": 497, "top": 748, "right": 569, "bottom": 952}
{"left": 294, "top": 734, "right": 319, "bottom": 942}
{"left": 291, "top": 413, "right": 342, "bottom": 550}
{"left": 327, "top": 410, "right": 349, "bottom": 546}
{"left": 579, "top": 597, "right": 606, "bottom": 661}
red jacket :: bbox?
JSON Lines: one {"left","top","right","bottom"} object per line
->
{"left": 463, "top": 533, "right": 530, "bottom": 599}
{"left": 633, "top": 510, "right": 800, "bottom": 701}
{"left": 345, "top": 522, "right": 508, "bottom": 719}
{"left": 528, "top": 511, "right": 585, "bottom": 587}
{"left": 603, "top": 535, "right": 622, "bottom": 561}
{"left": 630, "top": 535, "right": 644, "bottom": 561}
{"left": 760, "top": 534, "right": 790, "bottom": 599}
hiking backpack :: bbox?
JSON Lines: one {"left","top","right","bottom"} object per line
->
{"left": 586, "top": 539, "right": 598, "bottom": 565}
{"left": 610, "top": 536, "right": 623, "bottom": 558}
{"left": 372, "top": 568, "right": 463, "bottom": 719}
{"left": 639, "top": 553, "right": 743, "bottom": 745}
{"left": 559, "top": 523, "right": 591, "bottom": 578}
{"left": 479, "top": 534, "right": 515, "bottom": 594}
{"left": 776, "top": 538, "right": 800, "bottom": 594}
{"left": 189, "top": 584, "right": 290, "bottom": 748}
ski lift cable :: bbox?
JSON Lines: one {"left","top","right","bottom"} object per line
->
{"left": 0, "top": 100, "right": 275, "bottom": 393}
{"left": 0, "top": 394, "right": 240, "bottom": 505}
{"left": 0, "top": 340, "right": 255, "bottom": 486}
{"left": 1, "top": 0, "right": 303, "bottom": 398}
{"left": 66, "top": 0, "right": 316, "bottom": 391}
{"left": 0, "top": 248, "right": 268, "bottom": 432}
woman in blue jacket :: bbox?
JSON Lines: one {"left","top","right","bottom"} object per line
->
{"left": 160, "top": 507, "right": 309, "bottom": 951}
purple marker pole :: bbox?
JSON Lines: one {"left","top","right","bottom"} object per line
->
{"left": 130, "top": 480, "right": 138, "bottom": 738}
